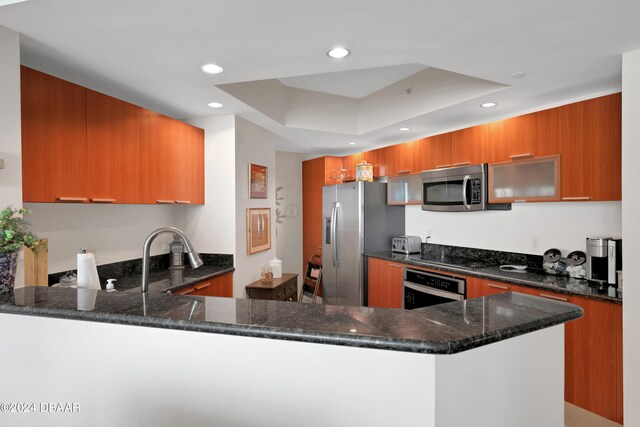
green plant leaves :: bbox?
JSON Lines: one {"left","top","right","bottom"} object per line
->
{"left": 0, "top": 206, "right": 38, "bottom": 254}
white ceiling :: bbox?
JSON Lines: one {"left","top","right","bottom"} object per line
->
{"left": 278, "top": 64, "right": 428, "bottom": 99}
{"left": 0, "top": 0, "right": 638, "bottom": 155}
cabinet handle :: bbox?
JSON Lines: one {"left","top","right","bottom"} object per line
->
{"left": 91, "top": 198, "right": 116, "bottom": 203}
{"left": 561, "top": 196, "right": 591, "bottom": 201}
{"left": 514, "top": 199, "right": 527, "bottom": 203}
{"left": 509, "top": 153, "right": 534, "bottom": 160}
{"left": 57, "top": 197, "right": 88, "bottom": 202}
{"left": 487, "top": 283, "right": 509, "bottom": 290}
{"left": 397, "top": 169, "right": 411, "bottom": 174}
{"left": 389, "top": 263, "right": 403, "bottom": 268}
{"left": 175, "top": 200, "right": 191, "bottom": 204}
{"left": 156, "top": 200, "right": 175, "bottom": 204}
{"left": 452, "top": 162, "right": 471, "bottom": 167}
{"left": 539, "top": 293, "right": 568, "bottom": 302}
{"left": 194, "top": 282, "right": 211, "bottom": 291}
{"left": 180, "top": 288, "right": 194, "bottom": 294}
{"left": 435, "top": 164, "right": 452, "bottom": 169}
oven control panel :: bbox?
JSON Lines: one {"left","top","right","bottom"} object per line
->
{"left": 404, "top": 269, "right": 465, "bottom": 295}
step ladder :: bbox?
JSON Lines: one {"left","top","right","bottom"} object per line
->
{"left": 299, "top": 255, "right": 322, "bottom": 304}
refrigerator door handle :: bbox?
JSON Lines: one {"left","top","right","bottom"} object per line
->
{"left": 330, "top": 202, "right": 338, "bottom": 267}
{"left": 334, "top": 202, "right": 341, "bottom": 267}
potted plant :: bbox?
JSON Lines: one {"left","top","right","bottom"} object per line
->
{"left": 0, "top": 207, "right": 38, "bottom": 294}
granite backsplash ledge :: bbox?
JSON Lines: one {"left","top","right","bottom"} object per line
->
{"left": 421, "top": 243, "right": 543, "bottom": 269}
{"left": 48, "top": 253, "right": 233, "bottom": 285}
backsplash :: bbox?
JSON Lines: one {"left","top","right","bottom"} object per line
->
{"left": 48, "top": 253, "right": 233, "bottom": 285}
{"left": 422, "top": 243, "right": 543, "bottom": 269}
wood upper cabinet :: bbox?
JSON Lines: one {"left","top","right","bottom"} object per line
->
{"left": 366, "top": 147, "right": 388, "bottom": 178}
{"left": 87, "top": 90, "right": 142, "bottom": 204}
{"left": 138, "top": 110, "right": 205, "bottom": 204}
{"left": 22, "top": 67, "right": 205, "bottom": 205}
{"left": 387, "top": 139, "right": 422, "bottom": 176}
{"left": 342, "top": 152, "right": 365, "bottom": 182}
{"left": 560, "top": 93, "right": 621, "bottom": 201}
{"left": 487, "top": 113, "right": 539, "bottom": 163}
{"left": 21, "top": 66, "right": 88, "bottom": 203}
{"left": 422, "top": 132, "right": 453, "bottom": 170}
{"left": 367, "top": 258, "right": 403, "bottom": 308}
{"left": 451, "top": 125, "right": 487, "bottom": 167}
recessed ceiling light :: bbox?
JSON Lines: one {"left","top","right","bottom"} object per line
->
{"left": 201, "top": 63, "right": 224, "bottom": 74}
{"left": 207, "top": 102, "right": 224, "bottom": 109}
{"left": 399, "top": 127, "right": 411, "bottom": 131}
{"left": 327, "top": 47, "right": 351, "bottom": 59}
{"left": 481, "top": 102, "right": 497, "bottom": 108}
{"left": 512, "top": 71, "right": 526, "bottom": 79}
{"left": 347, "top": 142, "right": 356, "bottom": 145}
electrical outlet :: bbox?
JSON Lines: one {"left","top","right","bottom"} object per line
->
{"left": 531, "top": 237, "right": 540, "bottom": 252}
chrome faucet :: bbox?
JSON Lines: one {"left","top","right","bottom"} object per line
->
{"left": 141, "top": 227, "right": 203, "bottom": 293}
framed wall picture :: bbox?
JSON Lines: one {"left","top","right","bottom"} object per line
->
{"left": 249, "top": 163, "right": 268, "bottom": 198}
{"left": 247, "top": 208, "right": 271, "bottom": 254}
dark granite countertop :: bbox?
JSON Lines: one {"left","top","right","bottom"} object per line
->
{"left": 50, "top": 253, "right": 234, "bottom": 294}
{"left": 115, "top": 265, "right": 235, "bottom": 293}
{"left": 0, "top": 286, "right": 582, "bottom": 355}
{"left": 368, "top": 252, "right": 622, "bottom": 304}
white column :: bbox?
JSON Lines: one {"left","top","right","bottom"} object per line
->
{"left": 622, "top": 48, "right": 640, "bottom": 425}
{"left": 0, "top": 25, "right": 24, "bottom": 286}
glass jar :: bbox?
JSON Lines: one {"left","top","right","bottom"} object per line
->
{"left": 261, "top": 266, "right": 273, "bottom": 284}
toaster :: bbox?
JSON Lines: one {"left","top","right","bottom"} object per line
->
{"left": 392, "top": 236, "right": 422, "bottom": 254}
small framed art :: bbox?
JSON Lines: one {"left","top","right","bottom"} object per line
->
{"left": 247, "top": 208, "right": 271, "bottom": 254}
{"left": 249, "top": 163, "right": 268, "bottom": 198}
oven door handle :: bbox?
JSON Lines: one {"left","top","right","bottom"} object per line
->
{"left": 403, "top": 281, "right": 465, "bottom": 301}
{"left": 462, "top": 175, "right": 471, "bottom": 210}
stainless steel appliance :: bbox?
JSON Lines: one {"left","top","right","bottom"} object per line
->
{"left": 392, "top": 236, "right": 422, "bottom": 254}
{"left": 403, "top": 268, "right": 466, "bottom": 309}
{"left": 586, "top": 237, "right": 622, "bottom": 286}
{"left": 421, "top": 164, "right": 511, "bottom": 212}
{"left": 323, "top": 181, "right": 405, "bottom": 306}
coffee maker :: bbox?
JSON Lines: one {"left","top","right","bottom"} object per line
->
{"left": 586, "top": 237, "right": 622, "bottom": 286}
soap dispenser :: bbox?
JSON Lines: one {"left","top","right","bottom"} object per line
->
{"left": 106, "top": 279, "right": 117, "bottom": 292}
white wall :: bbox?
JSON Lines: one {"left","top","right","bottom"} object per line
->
{"left": 406, "top": 202, "right": 621, "bottom": 255}
{"left": 25, "top": 204, "right": 185, "bottom": 273}
{"left": 182, "top": 115, "right": 236, "bottom": 255}
{"left": 275, "top": 151, "right": 303, "bottom": 288}
{"left": 622, "top": 49, "right": 640, "bottom": 426}
{"left": 234, "top": 117, "right": 277, "bottom": 297}
{"left": 0, "top": 25, "right": 25, "bottom": 286}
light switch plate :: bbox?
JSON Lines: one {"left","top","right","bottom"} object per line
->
{"left": 0, "top": 158, "right": 5, "bottom": 169}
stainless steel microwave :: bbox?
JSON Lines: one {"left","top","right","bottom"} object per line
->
{"left": 421, "top": 164, "right": 511, "bottom": 212}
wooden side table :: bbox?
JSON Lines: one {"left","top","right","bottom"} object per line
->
{"left": 245, "top": 273, "right": 298, "bottom": 302}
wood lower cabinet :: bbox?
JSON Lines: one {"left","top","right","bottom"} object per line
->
{"left": 468, "top": 277, "right": 623, "bottom": 424}
{"left": 367, "top": 258, "right": 403, "bottom": 308}
{"left": 245, "top": 274, "right": 298, "bottom": 301}
{"left": 21, "top": 66, "right": 88, "bottom": 203}
{"left": 21, "top": 66, "right": 204, "bottom": 205}
{"left": 560, "top": 93, "right": 621, "bottom": 201}
{"left": 173, "top": 272, "right": 233, "bottom": 297}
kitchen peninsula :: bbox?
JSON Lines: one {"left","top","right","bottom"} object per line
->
{"left": 0, "top": 286, "right": 581, "bottom": 427}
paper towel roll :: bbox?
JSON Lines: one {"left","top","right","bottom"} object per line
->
{"left": 77, "top": 252, "right": 101, "bottom": 290}
{"left": 77, "top": 288, "right": 98, "bottom": 311}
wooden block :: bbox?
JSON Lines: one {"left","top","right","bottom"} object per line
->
{"left": 23, "top": 238, "right": 48, "bottom": 286}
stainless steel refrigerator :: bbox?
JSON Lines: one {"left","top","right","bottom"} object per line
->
{"left": 322, "top": 181, "right": 405, "bottom": 306}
